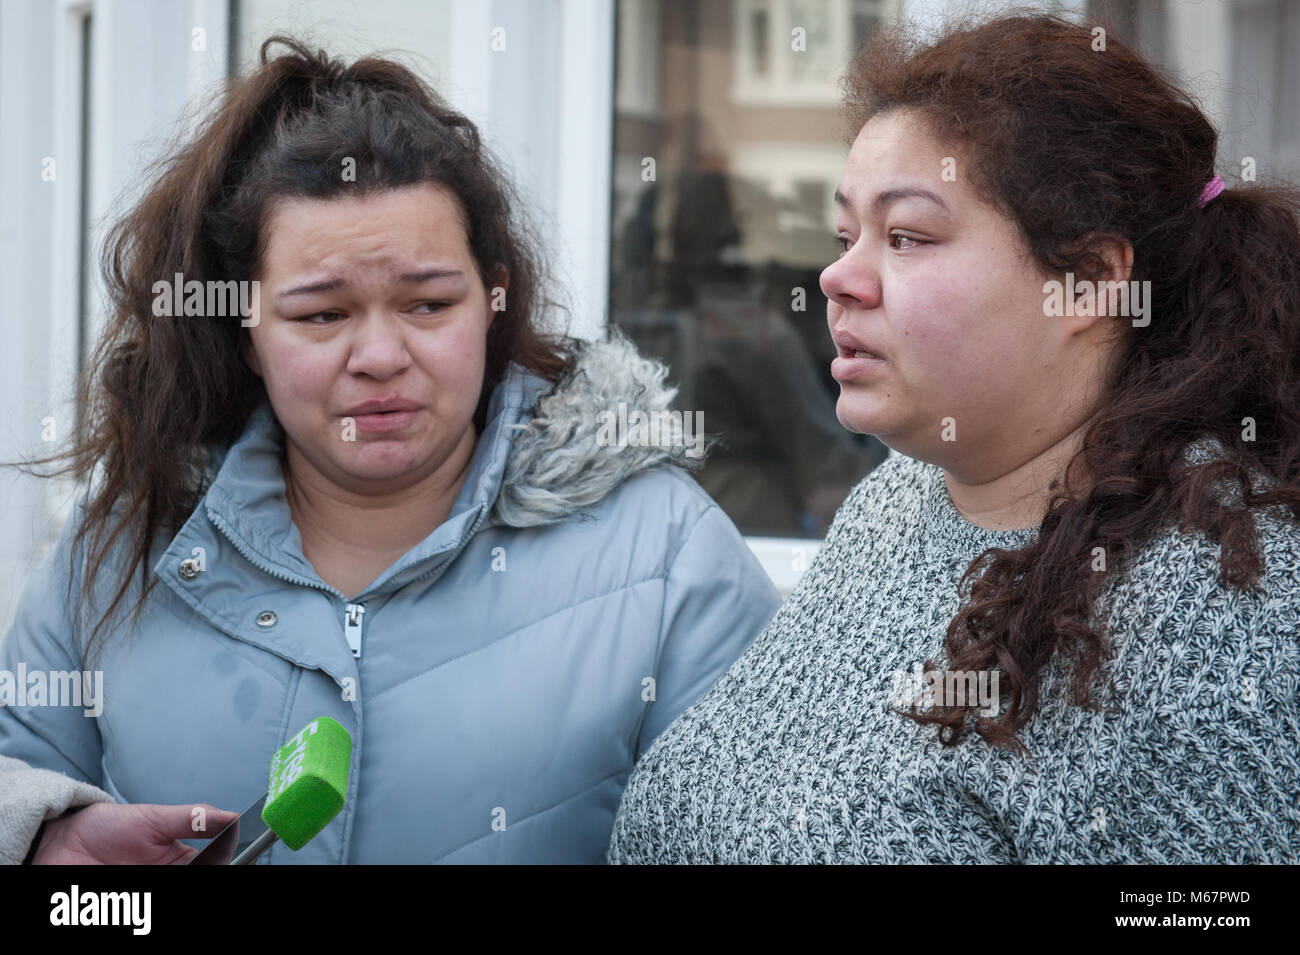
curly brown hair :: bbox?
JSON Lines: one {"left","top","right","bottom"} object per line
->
{"left": 844, "top": 13, "right": 1300, "bottom": 753}
{"left": 15, "top": 36, "right": 574, "bottom": 668}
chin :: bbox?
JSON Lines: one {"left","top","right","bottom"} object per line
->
{"left": 342, "top": 446, "right": 424, "bottom": 480}
{"left": 835, "top": 396, "right": 888, "bottom": 436}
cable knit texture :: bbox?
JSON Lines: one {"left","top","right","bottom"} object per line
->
{"left": 608, "top": 449, "right": 1300, "bottom": 863}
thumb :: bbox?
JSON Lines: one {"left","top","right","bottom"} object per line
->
{"left": 140, "top": 803, "right": 240, "bottom": 842}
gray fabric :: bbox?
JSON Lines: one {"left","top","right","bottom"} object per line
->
{"left": 1, "top": 331, "right": 780, "bottom": 864}
{"left": 0, "top": 755, "right": 113, "bottom": 865}
{"left": 609, "top": 448, "right": 1300, "bottom": 863}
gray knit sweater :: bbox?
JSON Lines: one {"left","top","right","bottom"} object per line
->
{"left": 608, "top": 450, "right": 1300, "bottom": 863}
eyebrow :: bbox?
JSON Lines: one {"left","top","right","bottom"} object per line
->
{"left": 276, "top": 268, "right": 465, "bottom": 299}
{"left": 834, "top": 187, "right": 951, "bottom": 214}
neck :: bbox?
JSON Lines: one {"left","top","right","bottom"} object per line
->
{"left": 943, "top": 422, "right": 1089, "bottom": 532}
{"left": 283, "top": 426, "right": 479, "bottom": 567}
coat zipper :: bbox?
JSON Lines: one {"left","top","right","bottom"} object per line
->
{"left": 207, "top": 502, "right": 491, "bottom": 662}
{"left": 344, "top": 603, "right": 365, "bottom": 658}
{"left": 340, "top": 504, "right": 489, "bottom": 660}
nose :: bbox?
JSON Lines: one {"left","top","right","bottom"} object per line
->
{"left": 820, "top": 245, "right": 881, "bottom": 313}
{"left": 346, "top": 311, "right": 413, "bottom": 380}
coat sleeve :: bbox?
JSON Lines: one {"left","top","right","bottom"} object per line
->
{"left": 635, "top": 501, "right": 781, "bottom": 760}
{"left": 0, "top": 755, "right": 115, "bottom": 865}
{"left": 0, "top": 499, "right": 110, "bottom": 805}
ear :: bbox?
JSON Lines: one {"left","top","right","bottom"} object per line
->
{"left": 1058, "top": 234, "right": 1136, "bottom": 335}
{"left": 1083, "top": 234, "right": 1134, "bottom": 287}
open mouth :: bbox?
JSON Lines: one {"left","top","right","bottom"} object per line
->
{"left": 840, "top": 346, "right": 882, "bottom": 360}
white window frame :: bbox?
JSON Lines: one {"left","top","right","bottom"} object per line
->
{"left": 41, "top": 0, "right": 230, "bottom": 525}
{"left": 747, "top": 537, "right": 823, "bottom": 596}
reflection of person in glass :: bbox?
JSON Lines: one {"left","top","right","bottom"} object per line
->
{"left": 667, "top": 167, "right": 885, "bottom": 537}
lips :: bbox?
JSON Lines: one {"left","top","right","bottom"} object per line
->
{"left": 341, "top": 395, "right": 423, "bottom": 416}
{"left": 831, "top": 328, "right": 885, "bottom": 361}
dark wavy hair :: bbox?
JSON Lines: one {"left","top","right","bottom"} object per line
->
{"left": 15, "top": 36, "right": 574, "bottom": 667}
{"left": 846, "top": 14, "right": 1300, "bottom": 753}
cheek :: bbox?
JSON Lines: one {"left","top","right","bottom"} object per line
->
{"left": 413, "top": 317, "right": 490, "bottom": 403}
{"left": 889, "top": 277, "right": 974, "bottom": 395}
{"left": 264, "top": 341, "right": 337, "bottom": 402}
{"left": 891, "top": 257, "right": 1029, "bottom": 406}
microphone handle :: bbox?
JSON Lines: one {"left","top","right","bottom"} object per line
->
{"left": 231, "top": 828, "right": 280, "bottom": 865}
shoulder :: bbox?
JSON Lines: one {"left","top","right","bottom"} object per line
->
{"left": 23, "top": 486, "right": 176, "bottom": 637}
{"left": 1098, "top": 507, "right": 1300, "bottom": 701}
{"left": 1109, "top": 505, "right": 1300, "bottom": 611}
{"left": 1082, "top": 509, "right": 1300, "bottom": 860}
{"left": 24, "top": 492, "right": 94, "bottom": 594}
{"left": 588, "top": 464, "right": 735, "bottom": 556}
{"left": 485, "top": 465, "right": 769, "bottom": 614}
{"left": 491, "top": 460, "right": 736, "bottom": 557}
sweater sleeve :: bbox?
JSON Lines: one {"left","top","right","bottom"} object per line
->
{"left": 0, "top": 498, "right": 108, "bottom": 788}
{"left": 0, "top": 755, "right": 115, "bottom": 865}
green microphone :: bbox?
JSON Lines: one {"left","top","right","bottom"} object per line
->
{"left": 231, "top": 717, "right": 352, "bottom": 864}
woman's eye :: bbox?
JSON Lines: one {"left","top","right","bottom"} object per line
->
{"left": 834, "top": 234, "right": 854, "bottom": 255}
{"left": 296, "top": 312, "right": 342, "bottom": 324}
{"left": 412, "top": 301, "right": 449, "bottom": 314}
{"left": 888, "top": 232, "right": 925, "bottom": 251}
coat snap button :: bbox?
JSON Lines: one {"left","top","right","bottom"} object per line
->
{"left": 256, "top": 611, "right": 278, "bottom": 628}
{"left": 178, "top": 558, "right": 201, "bottom": 580}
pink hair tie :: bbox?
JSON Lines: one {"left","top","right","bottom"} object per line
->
{"left": 1198, "top": 174, "right": 1226, "bottom": 208}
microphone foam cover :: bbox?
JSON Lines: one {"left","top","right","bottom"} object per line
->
{"left": 262, "top": 717, "right": 353, "bottom": 851}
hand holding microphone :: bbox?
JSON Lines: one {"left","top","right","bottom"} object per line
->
{"left": 31, "top": 717, "right": 352, "bottom": 865}
{"left": 31, "top": 802, "right": 240, "bottom": 865}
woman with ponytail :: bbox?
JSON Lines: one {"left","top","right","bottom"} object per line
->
{"left": 610, "top": 13, "right": 1300, "bottom": 863}
{"left": 0, "top": 37, "right": 778, "bottom": 864}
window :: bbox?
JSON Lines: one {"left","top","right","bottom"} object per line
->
{"left": 1087, "top": 0, "right": 1300, "bottom": 186}
{"left": 231, "top": 0, "right": 452, "bottom": 77}
{"left": 733, "top": 0, "right": 894, "bottom": 105}
{"left": 611, "top": 0, "right": 892, "bottom": 559}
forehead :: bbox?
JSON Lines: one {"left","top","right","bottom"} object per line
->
{"left": 260, "top": 183, "right": 471, "bottom": 270}
{"left": 839, "top": 110, "right": 961, "bottom": 208}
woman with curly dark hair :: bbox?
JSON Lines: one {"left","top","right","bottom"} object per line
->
{"left": 610, "top": 12, "right": 1300, "bottom": 863}
{"left": 0, "top": 37, "right": 778, "bottom": 865}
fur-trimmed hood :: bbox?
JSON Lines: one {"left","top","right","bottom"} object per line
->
{"left": 491, "top": 330, "right": 714, "bottom": 528}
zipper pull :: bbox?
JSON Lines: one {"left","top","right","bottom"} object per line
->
{"left": 344, "top": 603, "right": 365, "bottom": 658}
